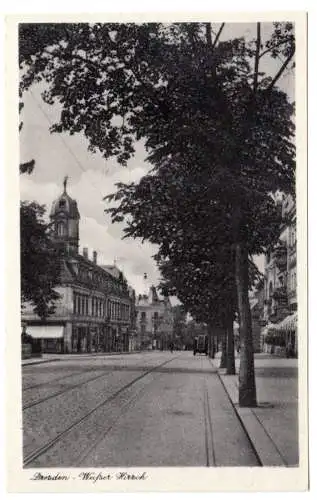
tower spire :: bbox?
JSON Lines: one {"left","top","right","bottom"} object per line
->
{"left": 63, "top": 175, "right": 68, "bottom": 193}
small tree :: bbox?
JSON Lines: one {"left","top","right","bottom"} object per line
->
{"left": 20, "top": 201, "right": 61, "bottom": 319}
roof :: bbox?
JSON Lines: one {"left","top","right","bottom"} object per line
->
{"left": 100, "top": 265, "right": 122, "bottom": 279}
{"left": 50, "top": 190, "right": 80, "bottom": 219}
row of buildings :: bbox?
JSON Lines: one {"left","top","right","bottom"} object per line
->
{"left": 249, "top": 194, "right": 297, "bottom": 356}
{"left": 22, "top": 183, "right": 297, "bottom": 357}
{"left": 22, "top": 181, "right": 173, "bottom": 354}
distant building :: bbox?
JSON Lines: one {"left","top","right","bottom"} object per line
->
{"left": 136, "top": 286, "right": 173, "bottom": 350}
{"left": 22, "top": 180, "right": 136, "bottom": 353}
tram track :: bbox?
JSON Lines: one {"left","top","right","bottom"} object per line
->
{"left": 203, "top": 379, "right": 216, "bottom": 466}
{"left": 22, "top": 370, "right": 114, "bottom": 410}
{"left": 23, "top": 370, "right": 87, "bottom": 391}
{"left": 23, "top": 356, "right": 178, "bottom": 467}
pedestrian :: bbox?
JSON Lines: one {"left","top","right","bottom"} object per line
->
{"left": 170, "top": 342, "right": 174, "bottom": 353}
{"left": 286, "top": 341, "right": 293, "bottom": 358}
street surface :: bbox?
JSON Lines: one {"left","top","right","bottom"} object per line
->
{"left": 22, "top": 352, "right": 260, "bottom": 467}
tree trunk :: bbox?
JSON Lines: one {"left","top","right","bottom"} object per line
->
{"left": 219, "top": 333, "right": 227, "bottom": 369}
{"left": 235, "top": 241, "right": 257, "bottom": 407}
{"left": 207, "top": 323, "right": 215, "bottom": 358}
{"left": 226, "top": 315, "right": 236, "bottom": 375}
{"left": 207, "top": 323, "right": 212, "bottom": 357}
{"left": 211, "top": 336, "right": 215, "bottom": 358}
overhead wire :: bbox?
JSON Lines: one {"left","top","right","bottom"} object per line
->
{"left": 28, "top": 88, "right": 149, "bottom": 271}
{"left": 29, "top": 88, "right": 106, "bottom": 200}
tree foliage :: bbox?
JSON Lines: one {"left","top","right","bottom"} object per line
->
{"left": 20, "top": 201, "right": 61, "bottom": 319}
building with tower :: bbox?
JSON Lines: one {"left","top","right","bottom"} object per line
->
{"left": 22, "top": 179, "right": 136, "bottom": 354}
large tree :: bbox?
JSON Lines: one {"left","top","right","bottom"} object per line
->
{"left": 19, "top": 22, "right": 295, "bottom": 405}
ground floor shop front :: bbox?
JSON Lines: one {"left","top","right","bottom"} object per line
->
{"left": 25, "top": 321, "right": 133, "bottom": 354}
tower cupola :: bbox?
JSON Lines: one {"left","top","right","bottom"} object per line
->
{"left": 50, "top": 176, "right": 80, "bottom": 254}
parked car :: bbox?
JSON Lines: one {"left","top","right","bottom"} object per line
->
{"left": 193, "top": 335, "right": 208, "bottom": 356}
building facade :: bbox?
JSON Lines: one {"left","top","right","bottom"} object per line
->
{"left": 22, "top": 181, "right": 136, "bottom": 353}
{"left": 261, "top": 194, "right": 297, "bottom": 354}
{"left": 249, "top": 283, "right": 265, "bottom": 353}
{"left": 136, "top": 286, "right": 173, "bottom": 350}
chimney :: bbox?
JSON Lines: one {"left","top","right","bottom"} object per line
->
{"left": 93, "top": 251, "right": 97, "bottom": 265}
{"left": 83, "top": 247, "right": 88, "bottom": 259}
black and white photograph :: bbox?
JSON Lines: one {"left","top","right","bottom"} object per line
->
{"left": 5, "top": 11, "right": 308, "bottom": 493}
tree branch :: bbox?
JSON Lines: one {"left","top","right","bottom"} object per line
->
{"left": 206, "top": 23, "right": 212, "bottom": 48}
{"left": 44, "top": 48, "right": 102, "bottom": 73}
{"left": 212, "top": 23, "right": 225, "bottom": 50}
{"left": 253, "top": 23, "right": 261, "bottom": 94}
{"left": 266, "top": 45, "right": 295, "bottom": 92}
{"left": 259, "top": 36, "right": 294, "bottom": 59}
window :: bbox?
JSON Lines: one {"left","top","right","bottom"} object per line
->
{"left": 294, "top": 271, "right": 297, "bottom": 290}
{"left": 141, "top": 311, "right": 146, "bottom": 321}
{"left": 57, "top": 222, "right": 65, "bottom": 236}
{"left": 290, "top": 226, "right": 296, "bottom": 247}
{"left": 59, "top": 199, "right": 66, "bottom": 208}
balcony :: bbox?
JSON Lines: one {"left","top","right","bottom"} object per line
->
{"left": 273, "top": 244, "right": 287, "bottom": 272}
{"left": 272, "top": 286, "right": 288, "bottom": 305}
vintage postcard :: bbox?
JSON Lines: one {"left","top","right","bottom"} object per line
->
{"left": 5, "top": 10, "right": 308, "bottom": 493}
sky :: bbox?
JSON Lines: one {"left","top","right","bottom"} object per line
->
{"left": 19, "top": 22, "right": 295, "bottom": 298}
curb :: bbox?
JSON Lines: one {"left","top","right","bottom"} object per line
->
{"left": 21, "top": 350, "right": 143, "bottom": 367}
{"left": 215, "top": 366, "right": 286, "bottom": 467}
{"left": 22, "top": 358, "right": 62, "bottom": 367}
{"left": 214, "top": 369, "right": 262, "bottom": 467}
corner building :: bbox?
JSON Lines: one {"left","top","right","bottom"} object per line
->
{"left": 22, "top": 182, "right": 136, "bottom": 353}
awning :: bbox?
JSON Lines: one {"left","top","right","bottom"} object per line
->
{"left": 274, "top": 313, "right": 297, "bottom": 332}
{"left": 27, "top": 325, "right": 64, "bottom": 339}
{"left": 261, "top": 323, "right": 276, "bottom": 336}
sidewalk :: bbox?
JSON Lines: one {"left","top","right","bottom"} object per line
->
{"left": 22, "top": 350, "right": 141, "bottom": 366}
{"left": 212, "top": 352, "right": 299, "bottom": 466}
